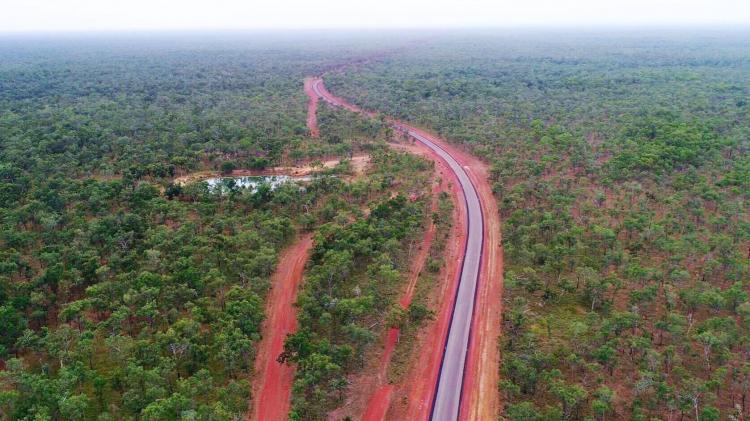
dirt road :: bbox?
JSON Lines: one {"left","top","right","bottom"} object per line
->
{"left": 248, "top": 235, "right": 313, "bottom": 421}
{"left": 303, "top": 78, "right": 320, "bottom": 138}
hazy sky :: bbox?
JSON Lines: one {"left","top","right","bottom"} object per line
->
{"left": 2, "top": 0, "right": 749, "bottom": 32}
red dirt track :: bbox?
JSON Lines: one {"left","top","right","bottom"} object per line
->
{"left": 311, "top": 77, "right": 503, "bottom": 421}
{"left": 303, "top": 78, "right": 320, "bottom": 138}
{"left": 249, "top": 235, "right": 313, "bottom": 421}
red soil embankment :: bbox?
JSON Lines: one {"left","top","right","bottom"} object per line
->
{"left": 304, "top": 78, "right": 320, "bottom": 138}
{"left": 249, "top": 234, "right": 313, "bottom": 421}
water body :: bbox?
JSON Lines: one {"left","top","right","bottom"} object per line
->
{"left": 202, "top": 175, "right": 311, "bottom": 193}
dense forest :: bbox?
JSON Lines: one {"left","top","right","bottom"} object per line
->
{"left": 327, "top": 30, "right": 750, "bottom": 420}
{"left": 0, "top": 35, "right": 433, "bottom": 420}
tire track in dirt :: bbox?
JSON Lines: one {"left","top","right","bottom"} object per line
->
{"left": 248, "top": 234, "right": 313, "bottom": 421}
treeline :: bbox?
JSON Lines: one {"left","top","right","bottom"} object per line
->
{"left": 496, "top": 117, "right": 749, "bottom": 421}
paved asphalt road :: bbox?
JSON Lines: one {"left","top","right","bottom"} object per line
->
{"left": 313, "top": 79, "right": 484, "bottom": 421}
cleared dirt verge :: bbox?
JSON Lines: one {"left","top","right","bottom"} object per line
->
{"left": 456, "top": 144, "right": 504, "bottom": 421}
{"left": 248, "top": 234, "right": 313, "bottom": 421}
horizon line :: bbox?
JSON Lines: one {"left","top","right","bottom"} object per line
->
{"left": 1, "top": 23, "right": 750, "bottom": 36}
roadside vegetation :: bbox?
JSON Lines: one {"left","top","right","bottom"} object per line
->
{"left": 282, "top": 146, "right": 435, "bottom": 420}
{"left": 388, "top": 191, "right": 452, "bottom": 383}
{"left": 328, "top": 31, "right": 750, "bottom": 420}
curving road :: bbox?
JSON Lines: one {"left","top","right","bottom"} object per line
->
{"left": 312, "top": 78, "right": 484, "bottom": 421}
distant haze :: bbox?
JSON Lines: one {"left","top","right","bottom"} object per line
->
{"left": 2, "top": 0, "right": 749, "bottom": 32}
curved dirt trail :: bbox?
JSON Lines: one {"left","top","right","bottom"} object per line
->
{"left": 310, "top": 77, "right": 503, "bottom": 420}
{"left": 249, "top": 234, "right": 313, "bottom": 421}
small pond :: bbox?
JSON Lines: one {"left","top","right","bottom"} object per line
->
{"left": 202, "top": 175, "right": 312, "bottom": 193}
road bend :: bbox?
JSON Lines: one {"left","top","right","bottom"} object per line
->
{"left": 312, "top": 78, "right": 484, "bottom": 421}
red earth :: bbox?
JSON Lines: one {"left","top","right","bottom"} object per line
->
{"left": 311, "top": 78, "right": 504, "bottom": 421}
{"left": 303, "top": 78, "right": 320, "bottom": 138}
{"left": 248, "top": 234, "right": 313, "bottom": 421}
{"left": 454, "top": 139, "right": 504, "bottom": 421}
